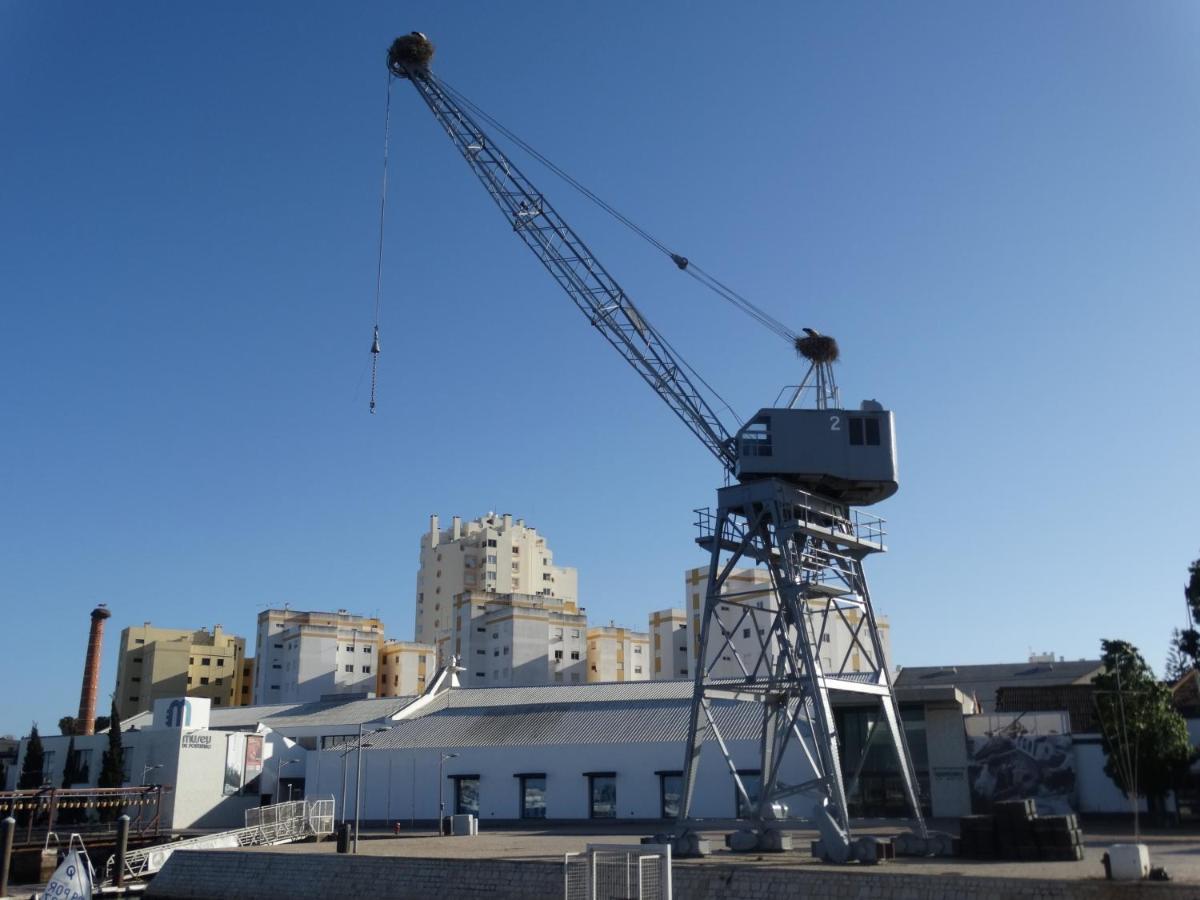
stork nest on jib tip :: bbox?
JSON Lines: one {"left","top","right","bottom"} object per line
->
{"left": 388, "top": 33, "right": 435, "bottom": 76}
{"left": 794, "top": 333, "right": 840, "bottom": 364}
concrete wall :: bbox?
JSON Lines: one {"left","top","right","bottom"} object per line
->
{"left": 304, "top": 739, "right": 811, "bottom": 823}
{"left": 149, "top": 851, "right": 1199, "bottom": 900}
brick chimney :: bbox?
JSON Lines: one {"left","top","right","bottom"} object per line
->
{"left": 77, "top": 604, "right": 112, "bottom": 736}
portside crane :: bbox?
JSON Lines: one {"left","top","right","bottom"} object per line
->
{"left": 387, "top": 32, "right": 927, "bottom": 859}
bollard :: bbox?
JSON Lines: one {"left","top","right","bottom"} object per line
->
{"left": 114, "top": 814, "right": 130, "bottom": 888}
{"left": 336, "top": 822, "right": 350, "bottom": 854}
{"left": 0, "top": 817, "right": 14, "bottom": 899}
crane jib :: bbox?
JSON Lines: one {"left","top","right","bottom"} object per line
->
{"left": 402, "top": 69, "right": 738, "bottom": 473}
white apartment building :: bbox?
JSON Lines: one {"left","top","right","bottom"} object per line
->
{"left": 414, "top": 513, "right": 578, "bottom": 647}
{"left": 378, "top": 640, "right": 435, "bottom": 697}
{"left": 450, "top": 591, "right": 588, "bottom": 687}
{"left": 586, "top": 624, "right": 650, "bottom": 682}
{"left": 680, "top": 566, "right": 892, "bottom": 678}
{"left": 649, "top": 609, "right": 690, "bottom": 679}
{"left": 254, "top": 609, "right": 385, "bottom": 705}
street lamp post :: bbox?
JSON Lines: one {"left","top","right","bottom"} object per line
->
{"left": 437, "top": 753, "right": 458, "bottom": 837}
{"left": 352, "top": 727, "right": 389, "bottom": 854}
{"left": 275, "top": 758, "right": 301, "bottom": 805}
{"left": 141, "top": 764, "right": 162, "bottom": 786}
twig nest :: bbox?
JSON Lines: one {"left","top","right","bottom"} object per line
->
{"left": 795, "top": 333, "right": 839, "bottom": 364}
{"left": 388, "top": 32, "right": 435, "bottom": 76}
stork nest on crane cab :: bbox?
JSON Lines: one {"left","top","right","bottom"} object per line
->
{"left": 388, "top": 32, "right": 435, "bottom": 77}
{"left": 795, "top": 332, "right": 839, "bottom": 364}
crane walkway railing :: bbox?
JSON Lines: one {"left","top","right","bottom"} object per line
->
{"left": 103, "top": 797, "right": 334, "bottom": 885}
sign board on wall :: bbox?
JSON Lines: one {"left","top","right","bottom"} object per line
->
{"left": 242, "top": 734, "right": 264, "bottom": 796}
{"left": 151, "top": 697, "right": 212, "bottom": 731}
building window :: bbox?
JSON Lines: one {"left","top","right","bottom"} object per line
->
{"left": 570, "top": 673, "right": 580, "bottom": 683}
{"left": 454, "top": 777, "right": 480, "bottom": 816}
{"left": 129, "top": 696, "right": 139, "bottom": 703}
{"left": 743, "top": 628, "right": 751, "bottom": 639}
{"left": 735, "top": 770, "right": 763, "bottom": 819}
{"left": 217, "top": 658, "right": 225, "bottom": 667}
{"left": 554, "top": 650, "right": 563, "bottom": 660}
{"left": 634, "top": 666, "right": 642, "bottom": 675}
{"left": 588, "top": 774, "right": 616, "bottom": 819}
{"left": 849, "top": 416, "right": 882, "bottom": 446}
{"left": 135, "top": 638, "right": 145, "bottom": 644}
{"left": 362, "top": 666, "right": 371, "bottom": 674}
{"left": 634, "top": 646, "right": 642, "bottom": 654}
{"left": 520, "top": 775, "right": 546, "bottom": 819}
{"left": 131, "top": 676, "right": 141, "bottom": 683}
{"left": 570, "top": 651, "right": 580, "bottom": 660}
{"left": 344, "top": 665, "right": 354, "bottom": 672}
{"left": 487, "top": 539, "right": 497, "bottom": 547}
{"left": 213, "top": 697, "right": 221, "bottom": 706}
{"left": 272, "top": 663, "right": 282, "bottom": 669}
{"left": 659, "top": 772, "right": 682, "bottom": 819}
{"left": 363, "top": 647, "right": 372, "bottom": 653}
{"left": 199, "top": 677, "right": 209, "bottom": 685}
{"left": 188, "top": 657, "right": 194, "bottom": 665}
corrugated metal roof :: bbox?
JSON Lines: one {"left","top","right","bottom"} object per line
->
{"left": 121, "top": 696, "right": 420, "bottom": 732}
{"left": 418, "top": 679, "right": 698, "bottom": 711}
{"left": 366, "top": 697, "right": 761, "bottom": 750}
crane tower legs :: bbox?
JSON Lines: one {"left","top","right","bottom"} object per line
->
{"left": 676, "top": 479, "right": 927, "bottom": 859}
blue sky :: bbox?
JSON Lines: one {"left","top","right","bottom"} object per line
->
{"left": 2, "top": 2, "right": 1198, "bottom": 737}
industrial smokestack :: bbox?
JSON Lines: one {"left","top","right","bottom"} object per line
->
{"left": 77, "top": 604, "right": 112, "bottom": 736}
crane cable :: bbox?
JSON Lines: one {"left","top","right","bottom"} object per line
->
{"left": 369, "top": 75, "right": 394, "bottom": 414}
{"left": 436, "top": 76, "right": 800, "bottom": 346}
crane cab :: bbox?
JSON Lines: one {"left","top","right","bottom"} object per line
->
{"left": 734, "top": 402, "right": 898, "bottom": 505}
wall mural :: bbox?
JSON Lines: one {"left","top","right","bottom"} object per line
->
{"left": 966, "top": 714, "right": 1076, "bottom": 814}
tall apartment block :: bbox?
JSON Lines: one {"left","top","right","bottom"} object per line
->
{"left": 415, "top": 512, "right": 578, "bottom": 649}
{"left": 447, "top": 591, "right": 587, "bottom": 687}
{"left": 586, "top": 624, "right": 650, "bottom": 682}
{"left": 648, "top": 609, "right": 690, "bottom": 679}
{"left": 114, "top": 624, "right": 248, "bottom": 716}
{"left": 378, "top": 640, "right": 434, "bottom": 696}
{"left": 254, "top": 609, "right": 385, "bottom": 705}
{"left": 679, "top": 566, "right": 891, "bottom": 678}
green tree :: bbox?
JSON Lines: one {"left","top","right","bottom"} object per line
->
{"left": 1165, "top": 628, "right": 1193, "bottom": 683}
{"left": 17, "top": 724, "right": 44, "bottom": 790}
{"left": 1093, "top": 640, "right": 1192, "bottom": 823}
{"left": 61, "top": 736, "right": 78, "bottom": 788}
{"left": 97, "top": 699, "right": 124, "bottom": 788}
{"left": 97, "top": 699, "right": 126, "bottom": 821}
{"left": 1178, "top": 555, "right": 1200, "bottom": 670}
{"left": 59, "top": 736, "right": 82, "bottom": 825}
{"left": 57, "top": 716, "right": 77, "bottom": 736}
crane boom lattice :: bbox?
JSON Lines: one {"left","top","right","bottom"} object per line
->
{"left": 397, "top": 65, "right": 736, "bottom": 471}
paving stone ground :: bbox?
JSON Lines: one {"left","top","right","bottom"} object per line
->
{"left": 250, "top": 817, "right": 1200, "bottom": 884}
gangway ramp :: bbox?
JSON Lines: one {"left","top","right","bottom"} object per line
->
{"left": 104, "top": 797, "right": 334, "bottom": 885}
